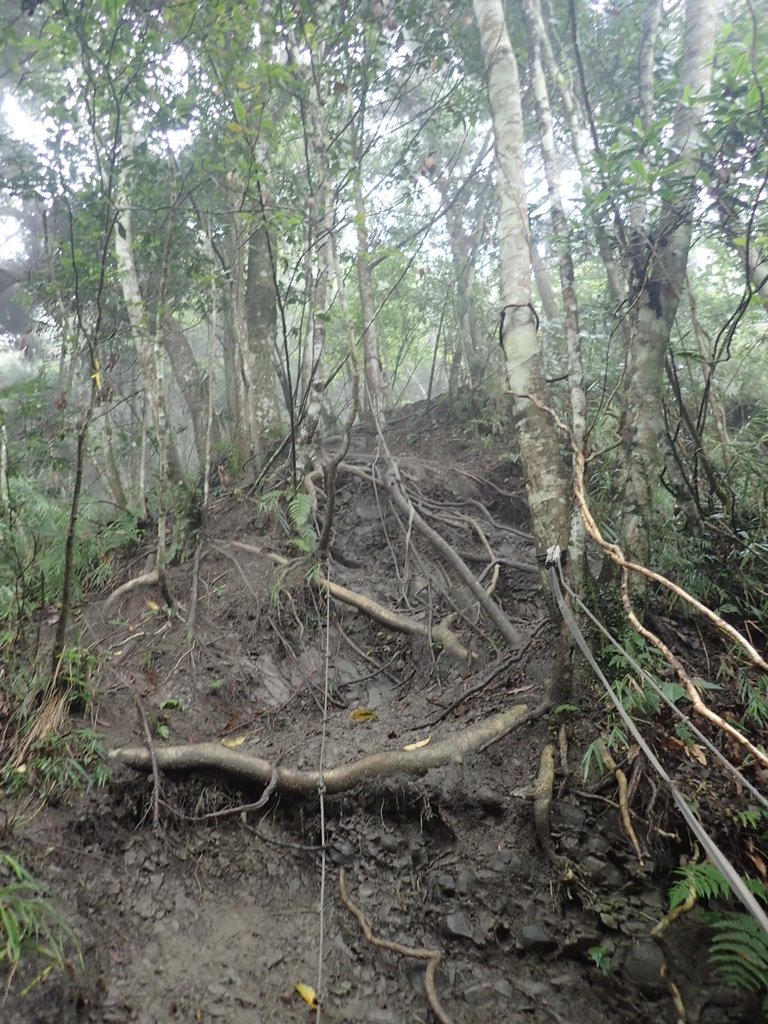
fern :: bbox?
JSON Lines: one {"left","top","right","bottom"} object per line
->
{"left": 668, "top": 861, "right": 731, "bottom": 910}
{"left": 709, "top": 914, "right": 768, "bottom": 992}
{"left": 287, "top": 491, "right": 316, "bottom": 554}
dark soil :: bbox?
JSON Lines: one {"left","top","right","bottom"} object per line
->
{"left": 1, "top": 400, "right": 761, "bottom": 1023}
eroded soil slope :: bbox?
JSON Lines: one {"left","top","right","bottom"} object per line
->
{"left": 1, "top": 401, "right": 760, "bottom": 1023}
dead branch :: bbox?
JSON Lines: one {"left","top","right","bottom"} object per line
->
{"left": 135, "top": 697, "right": 162, "bottom": 838}
{"left": 339, "top": 866, "right": 454, "bottom": 1024}
{"left": 109, "top": 702, "right": 531, "bottom": 793}
{"left": 231, "top": 541, "right": 473, "bottom": 661}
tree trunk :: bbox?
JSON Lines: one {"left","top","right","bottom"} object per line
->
{"left": 114, "top": 133, "right": 184, "bottom": 486}
{"left": 523, "top": 0, "right": 587, "bottom": 579}
{"left": 473, "top": 0, "right": 570, "bottom": 559}
{"left": 162, "top": 317, "right": 222, "bottom": 470}
{"left": 354, "top": 182, "right": 388, "bottom": 439}
{"left": 245, "top": 205, "right": 281, "bottom": 447}
{"left": 620, "top": 0, "right": 721, "bottom": 563}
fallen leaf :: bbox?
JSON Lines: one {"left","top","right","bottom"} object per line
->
{"left": 349, "top": 708, "right": 376, "bottom": 722}
{"left": 220, "top": 735, "right": 246, "bottom": 748}
{"left": 295, "top": 982, "right": 318, "bottom": 1008}
{"left": 145, "top": 600, "right": 160, "bottom": 612}
{"left": 403, "top": 735, "right": 431, "bottom": 751}
{"left": 685, "top": 744, "right": 707, "bottom": 767}
{"left": 746, "top": 845, "right": 767, "bottom": 881}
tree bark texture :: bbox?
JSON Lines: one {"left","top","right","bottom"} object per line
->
{"left": 114, "top": 133, "right": 184, "bottom": 486}
{"left": 620, "top": 0, "right": 721, "bottom": 563}
{"left": 473, "top": 0, "right": 570, "bottom": 559}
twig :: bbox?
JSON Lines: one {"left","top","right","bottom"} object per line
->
{"left": 339, "top": 867, "right": 454, "bottom": 1024}
{"left": 135, "top": 697, "right": 162, "bottom": 839}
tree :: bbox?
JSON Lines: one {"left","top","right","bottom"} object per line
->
{"left": 472, "top": 0, "right": 571, "bottom": 560}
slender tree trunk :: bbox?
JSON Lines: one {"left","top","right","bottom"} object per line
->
{"left": 114, "top": 132, "right": 184, "bottom": 485}
{"left": 162, "top": 317, "right": 222, "bottom": 470}
{"left": 354, "top": 181, "right": 388, "bottom": 439}
{"left": 524, "top": 0, "right": 587, "bottom": 578}
{"left": 535, "top": 0, "right": 628, "bottom": 311}
{"left": 245, "top": 205, "right": 280, "bottom": 446}
{"left": 619, "top": 0, "right": 721, "bottom": 563}
{"left": 473, "top": 0, "right": 570, "bottom": 558}
{"left": 628, "top": 0, "right": 663, "bottom": 233}
{"left": 294, "top": 33, "right": 334, "bottom": 470}
{"left": 222, "top": 173, "right": 279, "bottom": 474}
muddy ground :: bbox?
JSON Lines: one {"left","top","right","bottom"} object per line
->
{"left": 1, "top": 400, "right": 762, "bottom": 1023}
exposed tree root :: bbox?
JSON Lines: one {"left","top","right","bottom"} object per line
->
{"left": 379, "top": 463, "right": 525, "bottom": 647}
{"left": 231, "top": 541, "right": 473, "bottom": 661}
{"left": 109, "top": 702, "right": 531, "bottom": 793}
{"left": 598, "top": 740, "right": 644, "bottom": 865}
{"left": 533, "top": 742, "right": 559, "bottom": 865}
{"left": 104, "top": 568, "right": 159, "bottom": 614}
{"left": 339, "top": 866, "right": 454, "bottom": 1024}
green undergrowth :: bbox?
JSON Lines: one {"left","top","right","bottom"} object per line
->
{"left": 0, "top": 852, "right": 82, "bottom": 999}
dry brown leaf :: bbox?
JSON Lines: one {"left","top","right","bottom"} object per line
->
{"left": 349, "top": 708, "right": 376, "bottom": 722}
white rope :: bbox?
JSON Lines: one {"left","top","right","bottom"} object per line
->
{"left": 556, "top": 560, "right": 768, "bottom": 812}
{"left": 315, "top": 558, "right": 332, "bottom": 1020}
{"left": 546, "top": 547, "right": 768, "bottom": 935}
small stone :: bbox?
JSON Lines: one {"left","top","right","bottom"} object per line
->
{"left": 457, "top": 868, "right": 481, "bottom": 894}
{"left": 586, "top": 834, "right": 611, "bottom": 856}
{"left": 581, "top": 855, "right": 609, "bottom": 879}
{"left": 380, "top": 833, "right": 400, "bottom": 853}
{"left": 557, "top": 803, "right": 587, "bottom": 827}
{"left": 514, "top": 978, "right": 549, "bottom": 998}
{"left": 444, "top": 911, "right": 474, "bottom": 940}
{"left": 476, "top": 786, "right": 505, "bottom": 811}
{"left": 464, "top": 982, "right": 496, "bottom": 1006}
{"left": 622, "top": 939, "right": 665, "bottom": 997}
{"left": 437, "top": 873, "right": 456, "bottom": 894}
{"left": 518, "top": 921, "right": 557, "bottom": 953}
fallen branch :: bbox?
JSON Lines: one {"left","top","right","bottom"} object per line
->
{"left": 339, "top": 867, "right": 453, "bottom": 1024}
{"left": 231, "top": 541, "right": 473, "bottom": 661}
{"left": 109, "top": 703, "right": 531, "bottom": 794}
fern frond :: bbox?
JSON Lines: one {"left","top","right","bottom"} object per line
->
{"left": 709, "top": 914, "right": 768, "bottom": 992}
{"left": 668, "top": 862, "right": 731, "bottom": 911}
{"left": 288, "top": 491, "right": 312, "bottom": 530}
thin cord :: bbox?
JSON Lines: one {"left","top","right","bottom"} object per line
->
{"left": 556, "top": 561, "right": 768, "bottom": 812}
{"left": 546, "top": 551, "right": 768, "bottom": 935}
{"left": 315, "top": 559, "right": 332, "bottom": 1019}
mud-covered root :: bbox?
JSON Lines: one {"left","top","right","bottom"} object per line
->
{"left": 110, "top": 703, "right": 534, "bottom": 794}
{"left": 339, "top": 866, "right": 454, "bottom": 1024}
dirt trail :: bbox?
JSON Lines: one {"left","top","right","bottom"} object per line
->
{"left": 1, "top": 402, "right": 759, "bottom": 1023}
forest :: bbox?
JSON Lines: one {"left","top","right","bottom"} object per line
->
{"left": 0, "top": 0, "right": 767, "bottom": 1021}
